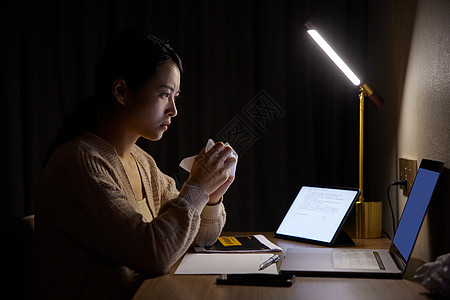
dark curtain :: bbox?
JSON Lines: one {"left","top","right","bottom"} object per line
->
{"left": 3, "top": 0, "right": 368, "bottom": 231}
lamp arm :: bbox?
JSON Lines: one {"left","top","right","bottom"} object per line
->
{"left": 361, "top": 83, "right": 384, "bottom": 107}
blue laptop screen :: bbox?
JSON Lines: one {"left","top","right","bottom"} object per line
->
{"left": 393, "top": 168, "right": 440, "bottom": 260}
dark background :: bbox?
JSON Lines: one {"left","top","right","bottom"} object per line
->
{"left": 4, "top": 0, "right": 374, "bottom": 231}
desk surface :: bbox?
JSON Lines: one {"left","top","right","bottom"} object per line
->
{"left": 133, "top": 232, "right": 430, "bottom": 300}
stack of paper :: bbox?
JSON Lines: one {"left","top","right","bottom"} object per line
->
{"left": 194, "top": 234, "right": 282, "bottom": 253}
{"left": 174, "top": 253, "right": 279, "bottom": 275}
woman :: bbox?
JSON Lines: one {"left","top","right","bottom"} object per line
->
{"left": 33, "top": 27, "right": 236, "bottom": 299}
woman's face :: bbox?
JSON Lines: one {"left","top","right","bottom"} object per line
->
{"left": 125, "top": 61, "right": 181, "bottom": 141}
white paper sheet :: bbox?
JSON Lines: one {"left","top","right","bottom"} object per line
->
{"left": 174, "top": 253, "right": 279, "bottom": 275}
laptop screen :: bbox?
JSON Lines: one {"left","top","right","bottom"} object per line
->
{"left": 276, "top": 186, "right": 359, "bottom": 244}
{"left": 392, "top": 159, "right": 443, "bottom": 265}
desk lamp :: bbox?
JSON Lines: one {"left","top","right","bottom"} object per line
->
{"left": 303, "top": 16, "right": 384, "bottom": 238}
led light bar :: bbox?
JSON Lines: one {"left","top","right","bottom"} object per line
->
{"left": 307, "top": 29, "right": 361, "bottom": 86}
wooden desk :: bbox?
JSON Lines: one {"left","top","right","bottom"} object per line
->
{"left": 133, "top": 232, "right": 430, "bottom": 300}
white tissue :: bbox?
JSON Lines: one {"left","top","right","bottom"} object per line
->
{"left": 179, "top": 139, "right": 238, "bottom": 177}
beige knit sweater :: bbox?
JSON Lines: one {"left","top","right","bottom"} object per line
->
{"left": 33, "top": 132, "right": 226, "bottom": 299}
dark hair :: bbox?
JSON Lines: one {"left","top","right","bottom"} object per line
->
{"left": 94, "top": 27, "right": 183, "bottom": 99}
{"left": 43, "top": 27, "right": 183, "bottom": 167}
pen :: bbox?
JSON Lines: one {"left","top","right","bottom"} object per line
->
{"left": 259, "top": 254, "right": 280, "bottom": 270}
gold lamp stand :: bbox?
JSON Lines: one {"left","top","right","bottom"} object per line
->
{"left": 301, "top": 16, "right": 385, "bottom": 238}
{"left": 355, "top": 84, "right": 382, "bottom": 238}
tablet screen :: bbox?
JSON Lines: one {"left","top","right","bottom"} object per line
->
{"left": 276, "top": 186, "right": 359, "bottom": 244}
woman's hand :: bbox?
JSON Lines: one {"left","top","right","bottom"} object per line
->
{"left": 187, "top": 142, "right": 237, "bottom": 203}
{"left": 208, "top": 175, "right": 235, "bottom": 205}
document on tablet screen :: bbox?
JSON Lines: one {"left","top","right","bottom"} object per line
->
{"left": 276, "top": 186, "right": 358, "bottom": 243}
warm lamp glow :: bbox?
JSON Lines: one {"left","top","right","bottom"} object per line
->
{"left": 303, "top": 15, "right": 385, "bottom": 238}
{"left": 307, "top": 29, "right": 361, "bottom": 86}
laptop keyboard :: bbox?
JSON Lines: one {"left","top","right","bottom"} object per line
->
{"left": 332, "top": 250, "right": 385, "bottom": 270}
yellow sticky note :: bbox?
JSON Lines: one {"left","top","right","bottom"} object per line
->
{"left": 218, "top": 237, "right": 242, "bottom": 247}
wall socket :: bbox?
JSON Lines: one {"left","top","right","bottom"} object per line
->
{"left": 399, "top": 158, "right": 417, "bottom": 196}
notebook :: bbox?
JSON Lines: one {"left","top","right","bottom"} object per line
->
{"left": 280, "top": 159, "right": 444, "bottom": 278}
{"left": 275, "top": 186, "right": 360, "bottom": 246}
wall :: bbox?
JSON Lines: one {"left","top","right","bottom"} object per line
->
{"left": 368, "top": 0, "right": 450, "bottom": 262}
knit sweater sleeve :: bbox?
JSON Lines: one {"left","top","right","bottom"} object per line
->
{"left": 158, "top": 170, "right": 226, "bottom": 247}
{"left": 37, "top": 142, "right": 212, "bottom": 275}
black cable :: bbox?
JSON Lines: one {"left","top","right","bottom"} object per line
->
{"left": 387, "top": 184, "right": 397, "bottom": 236}
{"left": 386, "top": 180, "right": 407, "bottom": 237}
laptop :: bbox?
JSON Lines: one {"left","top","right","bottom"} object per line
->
{"left": 279, "top": 159, "right": 444, "bottom": 278}
{"left": 276, "top": 186, "right": 360, "bottom": 246}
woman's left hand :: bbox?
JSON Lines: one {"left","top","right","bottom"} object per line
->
{"left": 208, "top": 175, "right": 235, "bottom": 205}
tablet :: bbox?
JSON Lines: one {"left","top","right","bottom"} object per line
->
{"left": 275, "top": 186, "right": 360, "bottom": 246}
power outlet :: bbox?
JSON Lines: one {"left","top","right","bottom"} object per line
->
{"left": 399, "top": 158, "right": 417, "bottom": 196}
